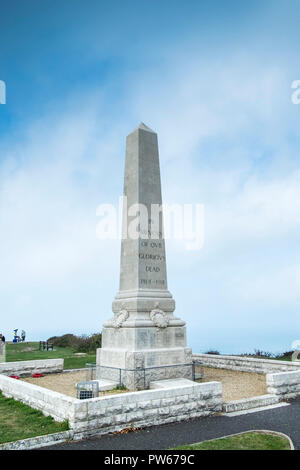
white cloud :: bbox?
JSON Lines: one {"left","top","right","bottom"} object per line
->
{"left": 0, "top": 47, "right": 299, "bottom": 351}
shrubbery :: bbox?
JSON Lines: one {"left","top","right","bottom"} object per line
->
{"left": 241, "top": 350, "right": 294, "bottom": 360}
{"left": 203, "top": 349, "right": 294, "bottom": 360}
{"left": 47, "top": 333, "right": 102, "bottom": 353}
{"left": 275, "top": 351, "right": 294, "bottom": 360}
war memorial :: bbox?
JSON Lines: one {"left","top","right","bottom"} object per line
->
{"left": 97, "top": 123, "right": 193, "bottom": 389}
{"left": 0, "top": 125, "right": 300, "bottom": 449}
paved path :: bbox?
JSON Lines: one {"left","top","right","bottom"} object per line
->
{"left": 42, "top": 398, "right": 300, "bottom": 450}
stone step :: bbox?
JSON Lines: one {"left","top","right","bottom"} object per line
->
{"left": 96, "top": 379, "right": 118, "bottom": 391}
{"left": 150, "top": 378, "right": 195, "bottom": 389}
{"left": 223, "top": 394, "right": 279, "bottom": 413}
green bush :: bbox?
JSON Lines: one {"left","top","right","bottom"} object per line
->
{"left": 76, "top": 334, "right": 102, "bottom": 353}
{"left": 47, "top": 333, "right": 101, "bottom": 353}
{"left": 275, "top": 351, "right": 294, "bottom": 360}
{"left": 47, "top": 334, "right": 80, "bottom": 349}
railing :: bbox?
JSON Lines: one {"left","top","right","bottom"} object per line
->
{"left": 86, "top": 360, "right": 203, "bottom": 388}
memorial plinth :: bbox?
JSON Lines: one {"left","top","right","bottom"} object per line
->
{"left": 97, "top": 123, "right": 192, "bottom": 390}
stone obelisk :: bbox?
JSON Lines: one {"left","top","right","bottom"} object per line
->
{"left": 97, "top": 123, "right": 192, "bottom": 390}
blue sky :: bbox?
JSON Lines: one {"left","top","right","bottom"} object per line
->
{"left": 0, "top": 0, "right": 300, "bottom": 353}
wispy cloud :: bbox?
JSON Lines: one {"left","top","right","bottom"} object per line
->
{"left": 0, "top": 3, "right": 299, "bottom": 351}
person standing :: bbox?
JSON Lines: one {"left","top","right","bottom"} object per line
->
{"left": 0, "top": 334, "right": 5, "bottom": 362}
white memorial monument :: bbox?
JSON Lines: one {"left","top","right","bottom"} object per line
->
{"left": 97, "top": 123, "right": 192, "bottom": 389}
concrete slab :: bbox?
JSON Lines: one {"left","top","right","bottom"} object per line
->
{"left": 96, "top": 379, "right": 118, "bottom": 391}
{"left": 149, "top": 378, "right": 195, "bottom": 389}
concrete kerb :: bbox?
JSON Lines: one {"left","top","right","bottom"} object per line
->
{"left": 0, "top": 431, "right": 74, "bottom": 451}
{"left": 189, "top": 429, "right": 294, "bottom": 450}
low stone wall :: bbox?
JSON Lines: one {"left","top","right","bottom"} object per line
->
{"left": 0, "top": 358, "right": 64, "bottom": 377}
{"left": 267, "top": 370, "right": 300, "bottom": 399}
{"left": 70, "top": 381, "right": 222, "bottom": 439}
{"left": 0, "top": 374, "right": 75, "bottom": 422}
{"left": 223, "top": 394, "right": 279, "bottom": 413}
{"left": 0, "top": 343, "right": 5, "bottom": 363}
{"left": 0, "top": 373, "right": 222, "bottom": 439}
{"left": 193, "top": 353, "right": 300, "bottom": 374}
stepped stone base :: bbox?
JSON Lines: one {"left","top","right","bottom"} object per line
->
{"left": 96, "top": 325, "right": 193, "bottom": 390}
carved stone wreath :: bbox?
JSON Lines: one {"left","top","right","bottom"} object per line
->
{"left": 112, "top": 309, "right": 129, "bottom": 328}
{"left": 150, "top": 309, "right": 169, "bottom": 329}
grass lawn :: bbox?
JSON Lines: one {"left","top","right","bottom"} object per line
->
{"left": 0, "top": 391, "right": 69, "bottom": 444}
{"left": 6, "top": 342, "right": 96, "bottom": 369}
{"left": 174, "top": 432, "right": 291, "bottom": 450}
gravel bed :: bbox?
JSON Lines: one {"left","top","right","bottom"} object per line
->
{"left": 23, "top": 371, "right": 127, "bottom": 398}
{"left": 197, "top": 366, "right": 267, "bottom": 401}
{"left": 22, "top": 367, "right": 267, "bottom": 402}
